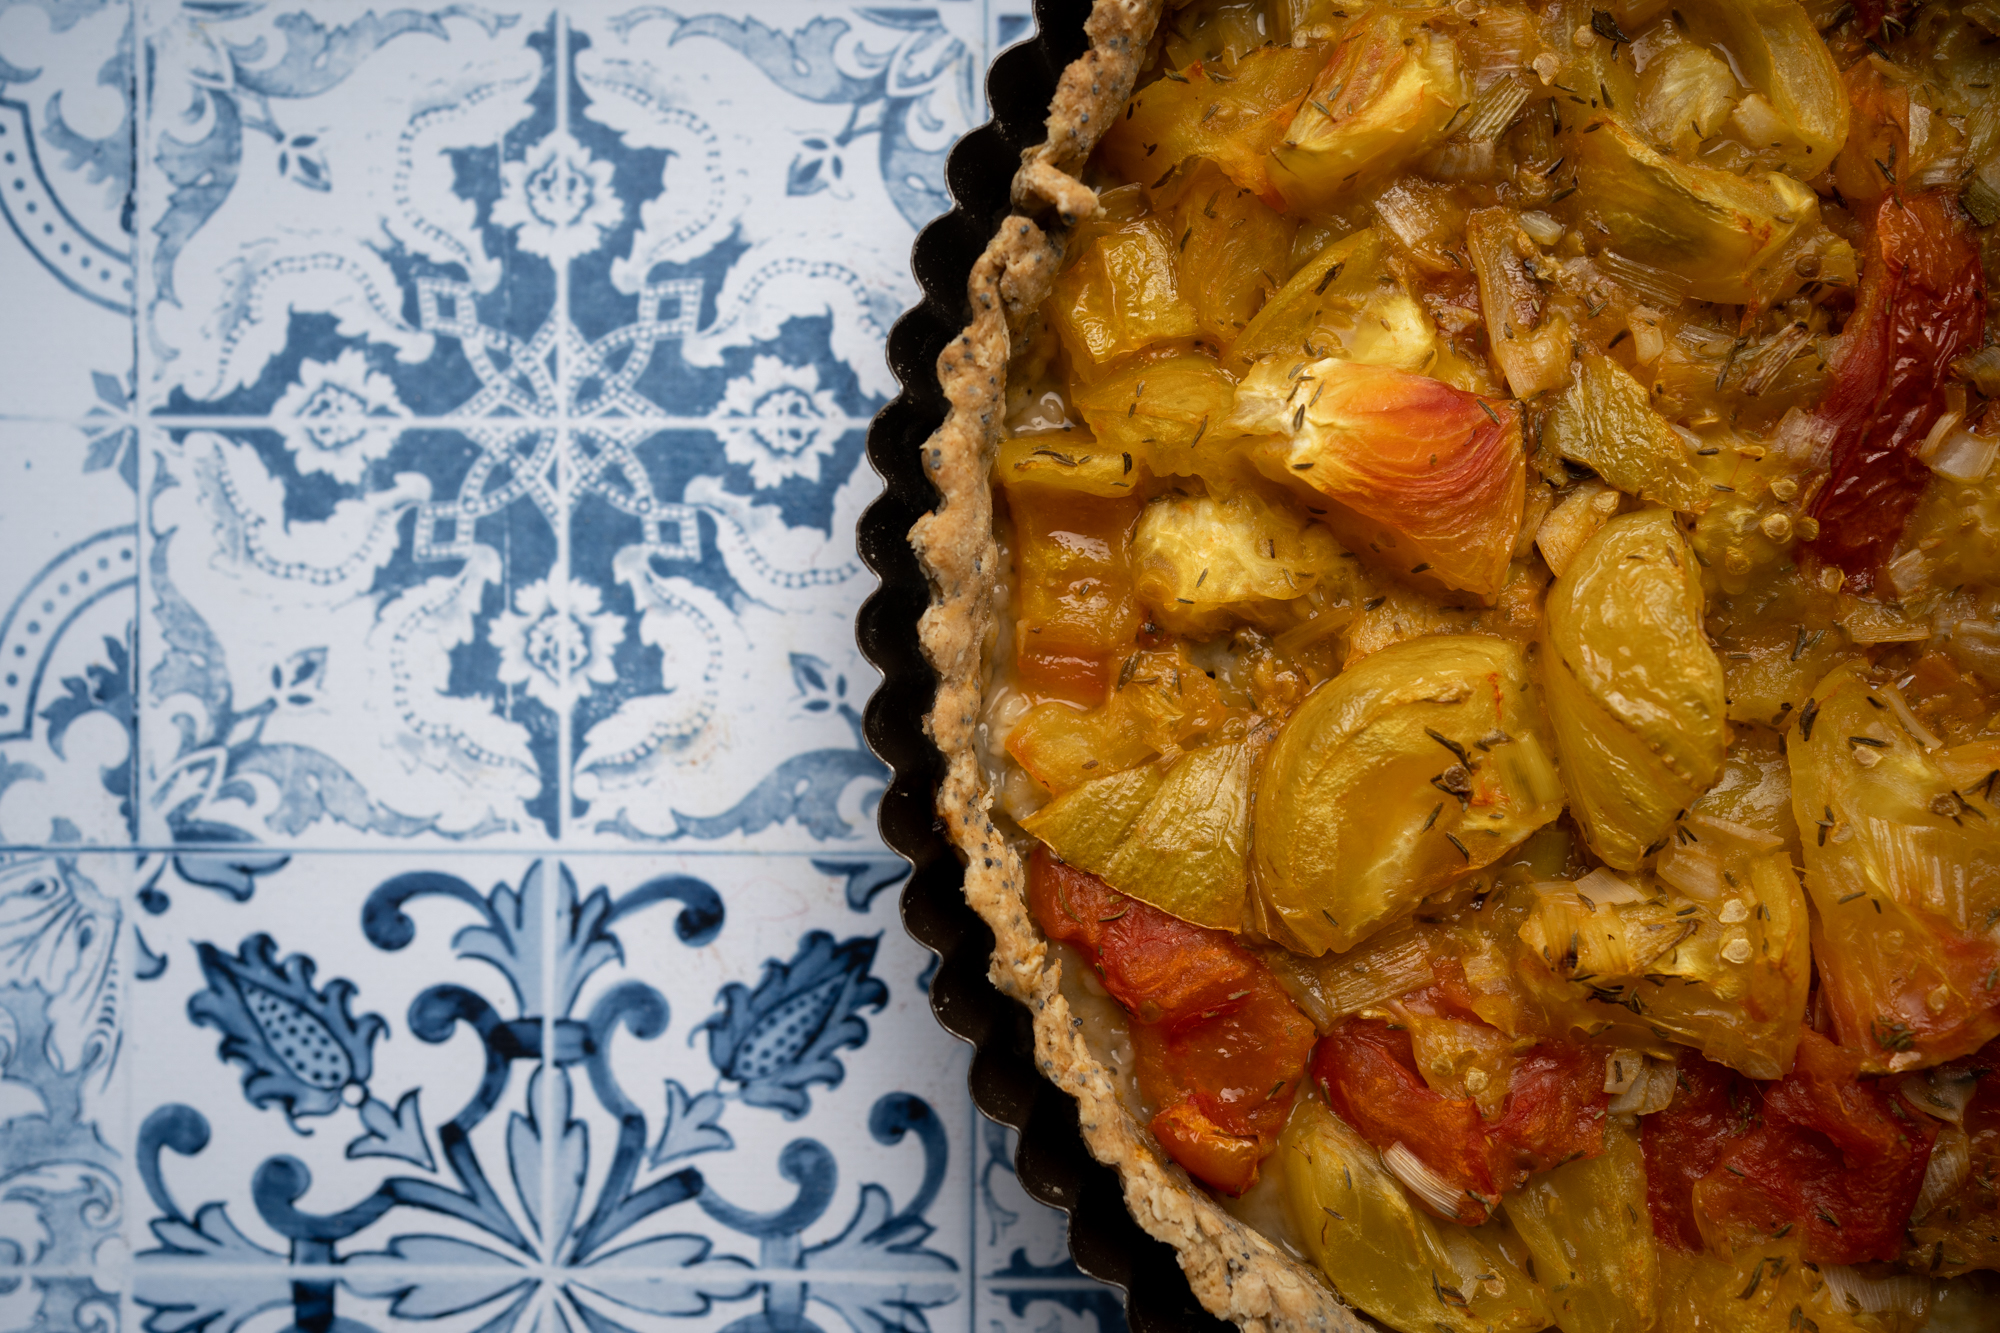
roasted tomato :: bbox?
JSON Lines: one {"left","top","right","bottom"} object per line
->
{"left": 1644, "top": 1030, "right": 1939, "bottom": 1265}
{"left": 1309, "top": 1009, "right": 1608, "bottom": 1225}
{"left": 1789, "top": 662, "right": 2000, "bottom": 1070}
{"left": 1096, "top": 43, "right": 1329, "bottom": 205}
{"left": 1001, "top": 487, "right": 1144, "bottom": 705}
{"left": 1027, "top": 848, "right": 1314, "bottom": 1194}
{"left": 1805, "top": 193, "right": 1985, "bottom": 593}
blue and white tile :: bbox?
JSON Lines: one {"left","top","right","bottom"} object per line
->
{"left": 563, "top": 433, "right": 888, "bottom": 849}
{"left": 0, "top": 1276, "right": 120, "bottom": 1333}
{"left": 0, "top": 0, "right": 135, "bottom": 422}
{"left": 127, "top": 853, "right": 550, "bottom": 1291}
{"left": 122, "top": 849, "right": 977, "bottom": 1333}
{"left": 561, "top": 0, "right": 978, "bottom": 422}
{"left": 138, "top": 427, "right": 562, "bottom": 847}
{"left": 552, "top": 852, "right": 970, "bottom": 1333}
{"left": 0, "top": 424, "right": 136, "bottom": 849}
{"left": 139, "top": 1, "right": 558, "bottom": 420}
{"left": 974, "top": 1124, "right": 1126, "bottom": 1333}
{"left": 0, "top": 852, "right": 132, "bottom": 1291}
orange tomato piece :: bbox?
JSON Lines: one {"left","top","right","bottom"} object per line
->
{"left": 1006, "top": 489, "right": 1143, "bottom": 706}
{"left": 1805, "top": 192, "right": 1985, "bottom": 593}
{"left": 1029, "top": 848, "right": 1314, "bottom": 1195}
{"left": 1096, "top": 45, "right": 1330, "bottom": 206}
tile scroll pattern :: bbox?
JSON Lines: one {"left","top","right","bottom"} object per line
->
{"left": 0, "top": 4, "right": 1120, "bottom": 1333}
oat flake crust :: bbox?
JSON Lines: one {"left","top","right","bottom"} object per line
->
{"left": 908, "top": 3, "right": 1371, "bottom": 1328}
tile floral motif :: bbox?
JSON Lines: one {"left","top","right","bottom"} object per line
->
{"left": 0, "top": 0, "right": 134, "bottom": 422}
{"left": 129, "top": 853, "right": 969, "bottom": 1333}
{"left": 0, "top": 425, "right": 137, "bottom": 848}
{"left": 0, "top": 851, "right": 130, "bottom": 1333}
{"left": 130, "top": 2, "right": 975, "bottom": 850}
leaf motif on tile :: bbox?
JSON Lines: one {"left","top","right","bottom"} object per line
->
{"left": 346, "top": 1089, "right": 434, "bottom": 1170}
{"left": 812, "top": 858, "right": 910, "bottom": 914}
{"left": 697, "top": 931, "right": 887, "bottom": 1119}
{"left": 647, "top": 1080, "right": 732, "bottom": 1166}
{"left": 188, "top": 934, "right": 385, "bottom": 1121}
{"left": 618, "top": 6, "right": 969, "bottom": 229}
{"left": 139, "top": 858, "right": 964, "bottom": 1331}
{"left": 144, "top": 3, "right": 516, "bottom": 305}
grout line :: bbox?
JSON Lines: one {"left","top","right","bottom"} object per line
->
{"left": 123, "top": 0, "right": 151, "bottom": 1295}
{"left": 107, "top": 416, "right": 884, "bottom": 431}
{"left": 120, "top": 1263, "right": 981, "bottom": 1283}
{"left": 0, "top": 844, "right": 895, "bottom": 858}
{"left": 544, "top": 14, "right": 571, "bottom": 1311}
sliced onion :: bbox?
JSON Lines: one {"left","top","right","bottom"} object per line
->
{"left": 1955, "top": 343, "right": 2000, "bottom": 397}
{"left": 1603, "top": 1049, "right": 1645, "bottom": 1095}
{"left": 1929, "top": 428, "right": 1999, "bottom": 484}
{"left": 1883, "top": 683, "right": 1944, "bottom": 752}
{"left": 1610, "top": 1058, "right": 1678, "bottom": 1114}
{"left": 1818, "top": 1266, "right": 1932, "bottom": 1317}
{"left": 1684, "top": 811, "right": 1784, "bottom": 855}
{"left": 1518, "top": 210, "right": 1565, "bottom": 247}
{"left": 1948, "top": 619, "right": 2000, "bottom": 688}
{"left": 1839, "top": 597, "right": 1933, "bottom": 644}
{"left": 1600, "top": 250, "right": 1692, "bottom": 310}
{"left": 1903, "top": 1067, "right": 1981, "bottom": 1124}
{"left": 1462, "top": 71, "right": 1533, "bottom": 142}
{"left": 1382, "top": 1141, "right": 1467, "bottom": 1218}
{"left": 1656, "top": 843, "right": 1726, "bottom": 901}
{"left": 1916, "top": 409, "right": 1966, "bottom": 463}
{"left": 1628, "top": 309, "right": 1665, "bottom": 364}
{"left": 1374, "top": 183, "right": 1446, "bottom": 253}
{"left": 1914, "top": 1124, "right": 1972, "bottom": 1222}
{"left": 1884, "top": 547, "right": 1933, "bottom": 600}
{"left": 1574, "top": 867, "right": 1646, "bottom": 906}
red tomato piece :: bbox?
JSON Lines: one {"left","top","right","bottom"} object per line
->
{"left": 1645, "top": 1030, "right": 1939, "bottom": 1264}
{"left": 1641, "top": 1056, "right": 1751, "bottom": 1252}
{"left": 1311, "top": 1017, "right": 1501, "bottom": 1223}
{"left": 1027, "top": 848, "right": 1315, "bottom": 1195}
{"left": 1807, "top": 192, "right": 1985, "bottom": 592}
{"left": 1489, "top": 1041, "right": 1610, "bottom": 1175}
{"left": 1310, "top": 1015, "right": 1608, "bottom": 1225}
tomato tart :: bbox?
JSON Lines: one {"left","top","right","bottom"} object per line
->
{"left": 911, "top": 0, "right": 2000, "bottom": 1328}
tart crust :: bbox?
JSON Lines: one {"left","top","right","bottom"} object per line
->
{"left": 909, "top": 4, "right": 1369, "bottom": 1327}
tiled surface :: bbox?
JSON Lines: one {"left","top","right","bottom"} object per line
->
{"left": 0, "top": 3, "right": 1121, "bottom": 1331}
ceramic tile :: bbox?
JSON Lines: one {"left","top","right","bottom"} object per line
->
{"left": 563, "top": 425, "right": 887, "bottom": 849}
{"left": 138, "top": 2, "right": 559, "bottom": 420}
{"left": 973, "top": 1125, "right": 1126, "bottom": 1333}
{"left": 0, "top": 422, "right": 137, "bottom": 848}
{"left": 557, "top": 852, "right": 971, "bottom": 1331}
{"left": 0, "top": 0, "right": 135, "bottom": 422}
{"left": 120, "top": 849, "right": 986, "bottom": 1333}
{"left": 4, "top": 1, "right": 1134, "bottom": 1324}
{"left": 0, "top": 1277, "right": 119, "bottom": 1333}
{"left": 137, "top": 427, "right": 562, "bottom": 847}
{"left": 0, "top": 852, "right": 131, "bottom": 1286}
{"left": 559, "top": 0, "right": 975, "bottom": 422}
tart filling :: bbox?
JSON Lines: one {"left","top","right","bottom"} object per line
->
{"left": 915, "top": 0, "right": 2000, "bottom": 1327}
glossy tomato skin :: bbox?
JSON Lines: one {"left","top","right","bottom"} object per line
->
{"left": 1310, "top": 1017, "right": 1499, "bottom": 1224}
{"left": 1644, "top": 1029, "right": 1938, "bottom": 1264}
{"left": 1309, "top": 1010, "right": 1608, "bottom": 1225}
{"left": 1028, "top": 847, "right": 1315, "bottom": 1195}
{"left": 1641, "top": 1057, "right": 1750, "bottom": 1253}
{"left": 1807, "top": 192, "right": 1985, "bottom": 592}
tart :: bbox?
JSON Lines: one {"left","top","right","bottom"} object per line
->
{"left": 911, "top": 0, "right": 2000, "bottom": 1328}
